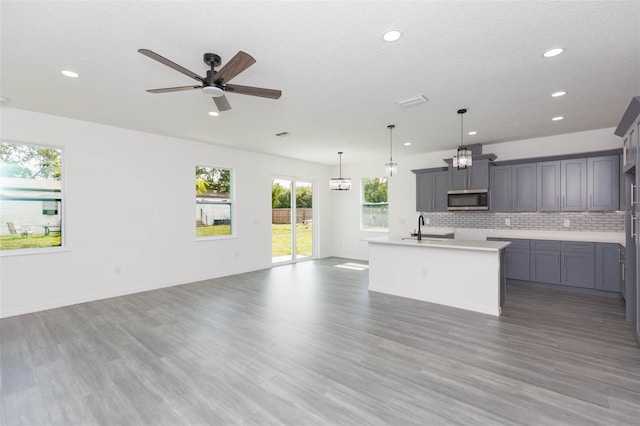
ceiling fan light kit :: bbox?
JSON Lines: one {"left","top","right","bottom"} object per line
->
{"left": 138, "top": 48, "right": 281, "bottom": 112}
{"left": 202, "top": 85, "right": 224, "bottom": 97}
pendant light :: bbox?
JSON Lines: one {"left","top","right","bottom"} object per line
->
{"left": 330, "top": 152, "right": 351, "bottom": 190}
{"left": 452, "top": 108, "right": 473, "bottom": 169}
{"left": 385, "top": 124, "right": 398, "bottom": 176}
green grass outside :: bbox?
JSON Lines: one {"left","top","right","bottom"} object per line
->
{"left": 196, "top": 224, "right": 232, "bottom": 237}
{"left": 272, "top": 223, "right": 312, "bottom": 257}
{"left": 0, "top": 233, "right": 62, "bottom": 251}
{"left": 0, "top": 224, "right": 308, "bottom": 254}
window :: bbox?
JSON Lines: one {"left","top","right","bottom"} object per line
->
{"left": 0, "top": 141, "right": 63, "bottom": 251}
{"left": 362, "top": 177, "right": 388, "bottom": 231}
{"left": 195, "top": 165, "right": 233, "bottom": 238}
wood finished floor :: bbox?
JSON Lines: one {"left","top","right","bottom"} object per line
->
{"left": 1, "top": 257, "right": 638, "bottom": 425}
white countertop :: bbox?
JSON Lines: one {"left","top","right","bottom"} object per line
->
{"left": 454, "top": 228, "right": 626, "bottom": 246}
{"left": 366, "top": 236, "right": 510, "bottom": 252}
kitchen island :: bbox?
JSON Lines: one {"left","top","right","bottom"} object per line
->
{"left": 367, "top": 236, "right": 510, "bottom": 316}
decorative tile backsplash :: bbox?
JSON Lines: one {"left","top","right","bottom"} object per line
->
{"left": 419, "top": 211, "right": 625, "bottom": 232}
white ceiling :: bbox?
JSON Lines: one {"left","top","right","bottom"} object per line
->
{"left": 1, "top": 1, "right": 638, "bottom": 165}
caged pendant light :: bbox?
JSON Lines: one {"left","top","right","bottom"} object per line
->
{"left": 329, "top": 151, "right": 352, "bottom": 190}
{"left": 452, "top": 108, "right": 473, "bottom": 169}
{"left": 385, "top": 124, "right": 398, "bottom": 176}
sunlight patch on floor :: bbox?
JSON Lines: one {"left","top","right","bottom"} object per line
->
{"left": 335, "top": 262, "right": 369, "bottom": 271}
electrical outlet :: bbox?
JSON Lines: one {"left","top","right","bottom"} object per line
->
{"left": 425, "top": 217, "right": 430, "bottom": 225}
{"left": 505, "top": 218, "right": 511, "bottom": 226}
{"left": 564, "top": 219, "right": 571, "bottom": 228}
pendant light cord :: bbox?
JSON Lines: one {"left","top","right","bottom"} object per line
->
{"left": 457, "top": 108, "right": 467, "bottom": 148}
{"left": 387, "top": 124, "right": 395, "bottom": 162}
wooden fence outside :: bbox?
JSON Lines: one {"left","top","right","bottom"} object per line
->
{"left": 272, "top": 208, "right": 312, "bottom": 224}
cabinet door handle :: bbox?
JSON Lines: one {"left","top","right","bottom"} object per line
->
{"left": 562, "top": 195, "right": 566, "bottom": 209}
{"left": 622, "top": 262, "right": 626, "bottom": 281}
{"left": 632, "top": 183, "right": 637, "bottom": 206}
{"left": 632, "top": 215, "right": 637, "bottom": 238}
{"left": 623, "top": 138, "right": 628, "bottom": 165}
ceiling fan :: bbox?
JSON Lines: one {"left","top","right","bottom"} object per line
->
{"left": 138, "top": 49, "right": 282, "bottom": 112}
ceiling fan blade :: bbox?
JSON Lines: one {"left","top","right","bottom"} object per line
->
{"left": 224, "top": 84, "right": 282, "bottom": 99}
{"left": 213, "top": 51, "right": 256, "bottom": 85}
{"left": 213, "top": 95, "right": 231, "bottom": 111}
{"left": 146, "top": 85, "right": 201, "bottom": 93}
{"left": 138, "top": 49, "right": 204, "bottom": 83}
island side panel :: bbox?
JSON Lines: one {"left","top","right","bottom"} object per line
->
{"left": 368, "top": 243, "right": 502, "bottom": 316}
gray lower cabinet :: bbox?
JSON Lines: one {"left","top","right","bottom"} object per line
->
{"left": 560, "top": 241, "right": 595, "bottom": 288}
{"left": 587, "top": 155, "right": 620, "bottom": 211}
{"left": 414, "top": 169, "right": 448, "bottom": 212}
{"left": 595, "top": 243, "right": 623, "bottom": 292}
{"left": 488, "top": 238, "right": 530, "bottom": 280}
{"left": 491, "top": 237, "right": 620, "bottom": 293}
{"left": 530, "top": 240, "right": 561, "bottom": 284}
{"left": 530, "top": 240, "right": 594, "bottom": 288}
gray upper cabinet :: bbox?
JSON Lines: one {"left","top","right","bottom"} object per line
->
{"left": 489, "top": 165, "right": 511, "bottom": 211}
{"left": 561, "top": 158, "right": 587, "bottom": 211}
{"left": 537, "top": 161, "right": 561, "bottom": 211}
{"left": 415, "top": 169, "right": 448, "bottom": 212}
{"left": 490, "top": 163, "right": 536, "bottom": 212}
{"left": 537, "top": 159, "right": 588, "bottom": 211}
{"left": 446, "top": 157, "right": 493, "bottom": 190}
{"left": 587, "top": 155, "right": 620, "bottom": 211}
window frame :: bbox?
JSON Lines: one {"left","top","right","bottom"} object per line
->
{"left": 0, "top": 140, "right": 65, "bottom": 255}
{"left": 195, "top": 164, "right": 235, "bottom": 240}
{"left": 360, "top": 176, "right": 389, "bottom": 232}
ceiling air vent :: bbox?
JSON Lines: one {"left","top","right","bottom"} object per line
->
{"left": 397, "top": 95, "right": 428, "bottom": 108}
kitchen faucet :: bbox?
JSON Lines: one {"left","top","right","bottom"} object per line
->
{"left": 417, "top": 215, "right": 425, "bottom": 241}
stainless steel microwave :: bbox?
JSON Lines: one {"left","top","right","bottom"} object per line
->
{"left": 447, "top": 189, "right": 489, "bottom": 211}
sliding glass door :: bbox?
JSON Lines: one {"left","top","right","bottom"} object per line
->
{"left": 272, "top": 179, "right": 314, "bottom": 263}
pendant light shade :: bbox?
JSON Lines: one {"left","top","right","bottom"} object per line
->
{"left": 452, "top": 108, "right": 473, "bottom": 170}
{"left": 330, "top": 152, "right": 351, "bottom": 190}
{"left": 385, "top": 124, "right": 398, "bottom": 176}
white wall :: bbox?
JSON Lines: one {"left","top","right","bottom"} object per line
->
{"left": 331, "top": 127, "right": 623, "bottom": 260}
{"left": 0, "top": 107, "right": 333, "bottom": 317}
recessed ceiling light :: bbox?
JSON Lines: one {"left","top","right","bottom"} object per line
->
{"left": 542, "top": 48, "right": 564, "bottom": 58}
{"left": 552, "top": 116, "right": 564, "bottom": 121}
{"left": 382, "top": 30, "right": 402, "bottom": 42}
{"left": 403, "top": 142, "right": 412, "bottom": 146}
{"left": 208, "top": 111, "right": 219, "bottom": 117}
{"left": 467, "top": 131, "right": 478, "bottom": 136}
{"left": 61, "top": 70, "right": 79, "bottom": 78}
{"left": 551, "top": 91, "right": 567, "bottom": 97}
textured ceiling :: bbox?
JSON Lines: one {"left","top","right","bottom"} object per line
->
{"left": 1, "top": 1, "right": 639, "bottom": 165}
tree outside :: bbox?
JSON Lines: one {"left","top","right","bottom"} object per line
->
{"left": 362, "top": 177, "right": 388, "bottom": 230}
